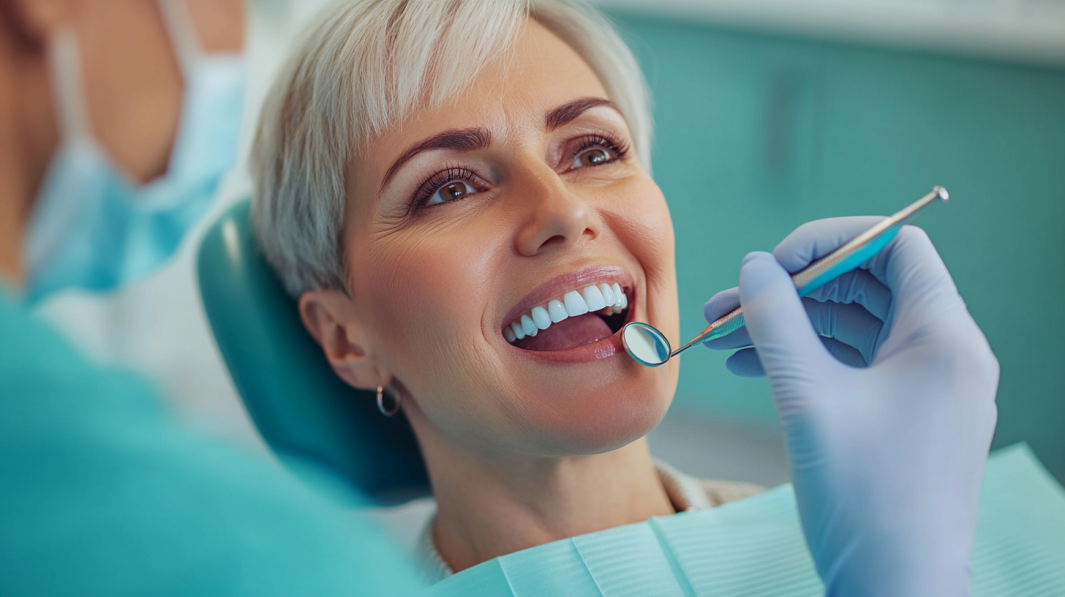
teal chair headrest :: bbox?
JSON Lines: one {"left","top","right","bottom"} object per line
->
{"left": 196, "top": 199, "right": 429, "bottom": 504}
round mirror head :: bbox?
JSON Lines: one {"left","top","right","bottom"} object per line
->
{"left": 622, "top": 322, "right": 672, "bottom": 367}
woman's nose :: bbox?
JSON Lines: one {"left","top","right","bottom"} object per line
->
{"left": 513, "top": 169, "right": 602, "bottom": 257}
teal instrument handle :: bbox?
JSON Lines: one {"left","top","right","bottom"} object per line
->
{"left": 698, "top": 225, "right": 899, "bottom": 343}
{"left": 682, "top": 187, "right": 948, "bottom": 350}
{"left": 795, "top": 224, "right": 900, "bottom": 298}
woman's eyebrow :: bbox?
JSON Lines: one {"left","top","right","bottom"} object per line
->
{"left": 381, "top": 127, "right": 491, "bottom": 190}
{"left": 545, "top": 97, "right": 617, "bottom": 130}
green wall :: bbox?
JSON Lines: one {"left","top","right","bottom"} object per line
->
{"left": 609, "top": 13, "right": 1065, "bottom": 478}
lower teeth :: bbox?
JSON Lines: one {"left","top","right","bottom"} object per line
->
{"left": 510, "top": 308, "right": 628, "bottom": 351}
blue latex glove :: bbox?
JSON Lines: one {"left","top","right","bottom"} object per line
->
{"left": 704, "top": 217, "right": 999, "bottom": 596}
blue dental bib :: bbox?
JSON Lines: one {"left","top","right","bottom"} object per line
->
{"left": 424, "top": 445, "right": 1065, "bottom": 597}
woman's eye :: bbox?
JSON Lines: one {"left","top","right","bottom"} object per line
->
{"left": 571, "top": 147, "right": 612, "bottom": 169}
{"left": 426, "top": 181, "right": 477, "bottom": 206}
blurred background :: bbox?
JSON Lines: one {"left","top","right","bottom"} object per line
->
{"left": 35, "top": 0, "right": 1065, "bottom": 488}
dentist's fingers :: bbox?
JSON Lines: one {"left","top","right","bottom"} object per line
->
{"left": 787, "top": 222, "right": 960, "bottom": 325}
{"left": 726, "top": 337, "right": 866, "bottom": 376}
{"left": 772, "top": 216, "right": 888, "bottom": 274}
{"left": 801, "top": 299, "right": 884, "bottom": 365}
{"left": 702, "top": 286, "right": 751, "bottom": 349}
{"left": 704, "top": 323, "right": 752, "bottom": 351}
{"left": 802, "top": 269, "right": 893, "bottom": 324}
{"left": 738, "top": 252, "right": 833, "bottom": 383}
{"left": 723, "top": 347, "right": 761, "bottom": 376}
{"left": 703, "top": 286, "right": 740, "bottom": 324}
{"left": 819, "top": 337, "right": 867, "bottom": 368}
{"left": 705, "top": 296, "right": 886, "bottom": 359}
{"left": 867, "top": 226, "right": 966, "bottom": 326}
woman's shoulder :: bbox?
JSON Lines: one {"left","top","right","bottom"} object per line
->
{"left": 655, "top": 459, "right": 765, "bottom": 511}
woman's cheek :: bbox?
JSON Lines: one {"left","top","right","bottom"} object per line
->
{"left": 361, "top": 223, "right": 507, "bottom": 402}
{"left": 367, "top": 236, "right": 468, "bottom": 350}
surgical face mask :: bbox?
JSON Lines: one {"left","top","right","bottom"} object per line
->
{"left": 24, "top": 0, "right": 245, "bottom": 303}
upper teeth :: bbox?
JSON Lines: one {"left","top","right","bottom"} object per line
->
{"left": 505, "top": 282, "right": 627, "bottom": 343}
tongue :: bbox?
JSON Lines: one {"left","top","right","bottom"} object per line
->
{"left": 514, "top": 313, "right": 613, "bottom": 351}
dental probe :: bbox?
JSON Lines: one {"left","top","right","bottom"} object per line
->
{"left": 622, "top": 186, "right": 949, "bottom": 368}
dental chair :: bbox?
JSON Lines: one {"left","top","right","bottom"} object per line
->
{"left": 196, "top": 199, "right": 429, "bottom": 505}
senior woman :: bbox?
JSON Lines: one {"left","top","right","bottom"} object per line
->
{"left": 251, "top": 0, "right": 999, "bottom": 593}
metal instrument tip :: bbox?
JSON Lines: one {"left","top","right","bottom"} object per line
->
{"left": 934, "top": 185, "right": 949, "bottom": 202}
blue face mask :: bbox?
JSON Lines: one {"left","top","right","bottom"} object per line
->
{"left": 24, "top": 0, "right": 245, "bottom": 303}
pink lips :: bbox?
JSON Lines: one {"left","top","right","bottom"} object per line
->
{"left": 499, "top": 265, "right": 633, "bottom": 333}
{"left": 500, "top": 265, "right": 637, "bottom": 364}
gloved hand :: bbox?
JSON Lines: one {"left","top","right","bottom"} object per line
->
{"left": 704, "top": 217, "right": 999, "bottom": 596}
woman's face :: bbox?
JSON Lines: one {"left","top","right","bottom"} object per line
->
{"left": 336, "top": 20, "right": 678, "bottom": 457}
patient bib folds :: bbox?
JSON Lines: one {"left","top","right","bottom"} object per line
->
{"left": 423, "top": 445, "right": 1065, "bottom": 597}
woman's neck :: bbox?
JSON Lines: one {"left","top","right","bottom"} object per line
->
{"left": 425, "top": 436, "right": 674, "bottom": 573}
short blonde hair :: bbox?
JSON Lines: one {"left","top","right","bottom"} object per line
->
{"left": 252, "top": 0, "right": 652, "bottom": 296}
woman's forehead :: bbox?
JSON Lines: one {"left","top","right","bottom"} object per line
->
{"left": 457, "top": 20, "right": 610, "bottom": 112}
{"left": 360, "top": 21, "right": 611, "bottom": 170}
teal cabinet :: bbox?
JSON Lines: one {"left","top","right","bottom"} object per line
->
{"left": 611, "top": 14, "right": 1065, "bottom": 478}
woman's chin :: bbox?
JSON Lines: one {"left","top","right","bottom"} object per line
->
{"left": 525, "top": 381, "right": 675, "bottom": 456}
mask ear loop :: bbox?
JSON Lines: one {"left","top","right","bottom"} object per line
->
{"left": 155, "top": 0, "right": 204, "bottom": 77}
{"left": 47, "top": 30, "right": 91, "bottom": 145}
{"left": 25, "top": 29, "right": 95, "bottom": 277}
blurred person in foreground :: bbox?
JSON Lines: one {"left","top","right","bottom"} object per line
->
{"left": 0, "top": 0, "right": 423, "bottom": 595}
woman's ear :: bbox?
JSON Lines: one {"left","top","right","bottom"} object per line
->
{"left": 298, "top": 289, "right": 389, "bottom": 390}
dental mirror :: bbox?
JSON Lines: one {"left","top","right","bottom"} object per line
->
{"left": 621, "top": 322, "right": 673, "bottom": 367}
{"left": 621, "top": 186, "right": 950, "bottom": 368}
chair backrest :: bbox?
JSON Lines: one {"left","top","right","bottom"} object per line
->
{"left": 196, "top": 199, "right": 429, "bottom": 504}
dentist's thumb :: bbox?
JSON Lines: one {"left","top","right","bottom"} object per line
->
{"left": 738, "top": 252, "right": 834, "bottom": 400}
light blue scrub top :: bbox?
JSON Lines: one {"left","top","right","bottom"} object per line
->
{"left": 0, "top": 286, "right": 423, "bottom": 596}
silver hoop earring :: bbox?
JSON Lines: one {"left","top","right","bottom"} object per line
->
{"left": 376, "top": 385, "right": 401, "bottom": 417}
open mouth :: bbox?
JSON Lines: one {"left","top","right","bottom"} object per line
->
{"left": 504, "top": 282, "right": 631, "bottom": 352}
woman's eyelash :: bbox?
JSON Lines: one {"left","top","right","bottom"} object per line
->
{"left": 408, "top": 133, "right": 630, "bottom": 214}
{"left": 411, "top": 167, "right": 480, "bottom": 212}
{"left": 570, "top": 134, "right": 630, "bottom": 164}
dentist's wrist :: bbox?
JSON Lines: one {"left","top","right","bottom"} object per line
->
{"left": 825, "top": 538, "right": 974, "bottom": 597}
